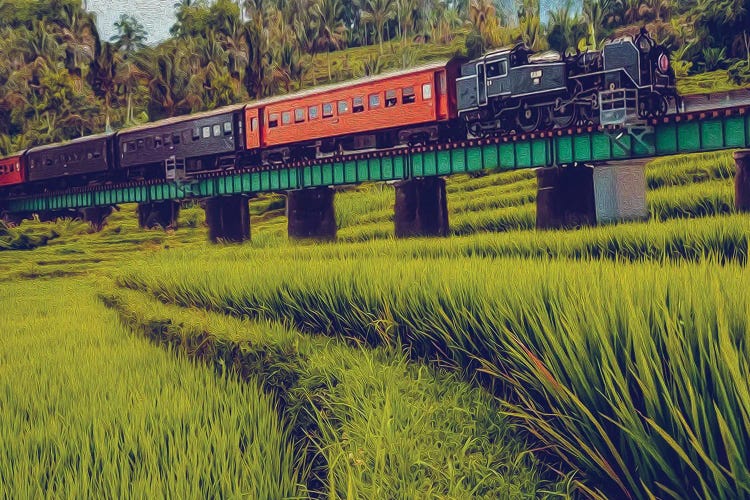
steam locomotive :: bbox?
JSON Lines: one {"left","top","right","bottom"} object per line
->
{"left": 457, "top": 29, "right": 678, "bottom": 135}
{"left": 0, "top": 30, "right": 677, "bottom": 196}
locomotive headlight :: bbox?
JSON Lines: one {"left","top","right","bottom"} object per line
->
{"left": 658, "top": 53, "right": 670, "bottom": 73}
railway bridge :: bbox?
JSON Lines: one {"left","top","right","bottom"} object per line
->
{"left": 2, "top": 97, "right": 750, "bottom": 242}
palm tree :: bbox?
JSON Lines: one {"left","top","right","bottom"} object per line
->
{"left": 361, "top": 0, "right": 396, "bottom": 54}
{"left": 313, "top": 0, "right": 347, "bottom": 81}
{"left": 87, "top": 40, "right": 120, "bottom": 130}
{"left": 583, "top": 0, "right": 617, "bottom": 48}
{"left": 111, "top": 14, "right": 147, "bottom": 56}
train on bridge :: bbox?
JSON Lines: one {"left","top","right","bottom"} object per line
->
{"left": 0, "top": 30, "right": 676, "bottom": 197}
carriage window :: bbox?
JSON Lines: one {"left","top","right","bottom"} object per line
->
{"left": 182, "top": 130, "right": 191, "bottom": 143}
{"left": 369, "top": 93, "right": 381, "bottom": 109}
{"left": 422, "top": 83, "right": 432, "bottom": 100}
{"left": 154, "top": 137, "right": 162, "bottom": 148}
{"left": 439, "top": 73, "right": 447, "bottom": 92}
{"left": 251, "top": 117, "right": 258, "bottom": 131}
{"left": 93, "top": 151, "right": 101, "bottom": 158}
{"left": 338, "top": 100, "right": 349, "bottom": 114}
{"left": 282, "top": 111, "right": 291, "bottom": 125}
{"left": 309, "top": 105, "right": 320, "bottom": 119}
{"left": 386, "top": 90, "right": 397, "bottom": 107}
{"left": 46, "top": 158, "right": 53, "bottom": 165}
{"left": 137, "top": 139, "right": 144, "bottom": 149}
{"left": 223, "top": 121, "right": 232, "bottom": 134}
{"left": 127, "top": 141, "right": 135, "bottom": 152}
{"left": 193, "top": 128, "right": 201, "bottom": 140}
{"left": 213, "top": 124, "right": 221, "bottom": 136}
{"left": 172, "top": 133, "right": 180, "bottom": 145}
{"left": 269, "top": 113, "right": 279, "bottom": 128}
{"left": 323, "top": 103, "right": 334, "bottom": 118}
{"left": 202, "top": 126, "right": 211, "bottom": 138}
{"left": 295, "top": 108, "right": 305, "bottom": 123}
{"left": 163, "top": 135, "right": 171, "bottom": 146}
{"left": 145, "top": 137, "right": 153, "bottom": 149}
{"left": 353, "top": 96, "right": 364, "bottom": 113}
{"left": 402, "top": 87, "right": 416, "bottom": 104}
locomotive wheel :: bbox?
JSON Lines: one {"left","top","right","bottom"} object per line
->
{"left": 651, "top": 94, "right": 668, "bottom": 117}
{"left": 517, "top": 106, "right": 542, "bottom": 133}
{"left": 638, "top": 98, "right": 651, "bottom": 119}
{"left": 551, "top": 101, "right": 577, "bottom": 129}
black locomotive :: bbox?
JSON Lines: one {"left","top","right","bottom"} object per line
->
{"left": 457, "top": 29, "right": 678, "bottom": 135}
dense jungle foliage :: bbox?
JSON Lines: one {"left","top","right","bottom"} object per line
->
{"left": 0, "top": 0, "right": 749, "bottom": 155}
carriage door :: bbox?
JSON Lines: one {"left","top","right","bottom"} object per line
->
{"left": 165, "top": 155, "right": 186, "bottom": 180}
{"left": 477, "top": 63, "right": 487, "bottom": 107}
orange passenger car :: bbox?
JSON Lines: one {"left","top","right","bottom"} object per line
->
{"left": 244, "top": 59, "right": 463, "bottom": 163}
{"left": 0, "top": 154, "right": 25, "bottom": 188}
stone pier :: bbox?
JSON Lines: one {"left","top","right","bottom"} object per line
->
{"left": 80, "top": 206, "right": 114, "bottom": 231}
{"left": 394, "top": 177, "right": 449, "bottom": 238}
{"left": 137, "top": 200, "right": 180, "bottom": 229}
{"left": 734, "top": 150, "right": 750, "bottom": 212}
{"left": 286, "top": 187, "right": 337, "bottom": 241}
{"left": 205, "top": 195, "right": 250, "bottom": 243}
{"left": 537, "top": 161, "right": 647, "bottom": 229}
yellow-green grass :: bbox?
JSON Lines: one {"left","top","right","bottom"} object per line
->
{"left": 676, "top": 70, "right": 750, "bottom": 95}
{"left": 102, "top": 285, "right": 567, "bottom": 498}
{"left": 119, "top": 252, "right": 750, "bottom": 499}
{"left": 0, "top": 279, "right": 302, "bottom": 498}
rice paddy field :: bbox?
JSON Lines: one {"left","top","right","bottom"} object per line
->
{"left": 1, "top": 148, "right": 748, "bottom": 498}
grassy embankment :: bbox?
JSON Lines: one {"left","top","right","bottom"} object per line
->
{"left": 1, "top": 149, "right": 748, "bottom": 497}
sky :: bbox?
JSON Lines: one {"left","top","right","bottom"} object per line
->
{"left": 87, "top": 0, "right": 176, "bottom": 45}
{"left": 87, "top": 0, "right": 576, "bottom": 47}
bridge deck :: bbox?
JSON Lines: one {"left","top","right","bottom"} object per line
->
{"left": 2, "top": 105, "right": 749, "bottom": 214}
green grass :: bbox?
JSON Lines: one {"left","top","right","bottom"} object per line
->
{"left": 100, "top": 284, "right": 566, "bottom": 498}
{"left": 676, "top": 70, "right": 749, "bottom": 95}
{"left": 0, "top": 279, "right": 302, "bottom": 498}
{"left": 118, "top": 253, "right": 750, "bottom": 499}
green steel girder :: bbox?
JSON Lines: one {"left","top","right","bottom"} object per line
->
{"left": 3, "top": 108, "right": 749, "bottom": 214}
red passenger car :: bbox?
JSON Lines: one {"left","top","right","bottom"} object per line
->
{"left": 0, "top": 154, "right": 25, "bottom": 189}
{"left": 245, "top": 59, "right": 463, "bottom": 163}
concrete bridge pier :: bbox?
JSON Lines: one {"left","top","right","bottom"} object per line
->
{"left": 36, "top": 209, "right": 81, "bottom": 223}
{"left": 205, "top": 195, "right": 250, "bottom": 243}
{"left": 537, "top": 162, "right": 647, "bottom": 229}
{"left": 394, "top": 177, "right": 449, "bottom": 238}
{"left": 287, "top": 187, "right": 337, "bottom": 241}
{"left": 137, "top": 200, "right": 180, "bottom": 229}
{"left": 1, "top": 212, "right": 29, "bottom": 227}
{"left": 734, "top": 150, "right": 750, "bottom": 212}
{"left": 80, "top": 206, "right": 114, "bottom": 231}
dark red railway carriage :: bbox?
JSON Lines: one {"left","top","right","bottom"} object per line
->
{"left": 0, "top": 154, "right": 25, "bottom": 189}
{"left": 244, "top": 59, "right": 463, "bottom": 164}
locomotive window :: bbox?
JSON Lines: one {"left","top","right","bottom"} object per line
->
{"left": 269, "top": 113, "right": 279, "bottom": 128}
{"left": 323, "top": 103, "right": 334, "bottom": 118}
{"left": 282, "top": 112, "right": 291, "bottom": 125}
{"left": 193, "top": 128, "right": 201, "bottom": 140}
{"left": 309, "top": 105, "right": 319, "bottom": 119}
{"left": 223, "top": 121, "right": 232, "bottom": 134}
{"left": 213, "top": 124, "right": 221, "bottom": 136}
{"left": 338, "top": 100, "right": 349, "bottom": 114}
{"left": 402, "top": 87, "right": 416, "bottom": 104}
{"left": 385, "top": 90, "right": 397, "bottom": 107}
{"left": 422, "top": 83, "right": 432, "bottom": 100}
{"left": 202, "top": 126, "right": 211, "bottom": 138}
{"left": 352, "top": 96, "right": 364, "bottom": 113}
{"left": 369, "top": 93, "right": 380, "bottom": 109}
{"left": 485, "top": 60, "right": 507, "bottom": 78}
{"left": 294, "top": 108, "right": 305, "bottom": 123}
